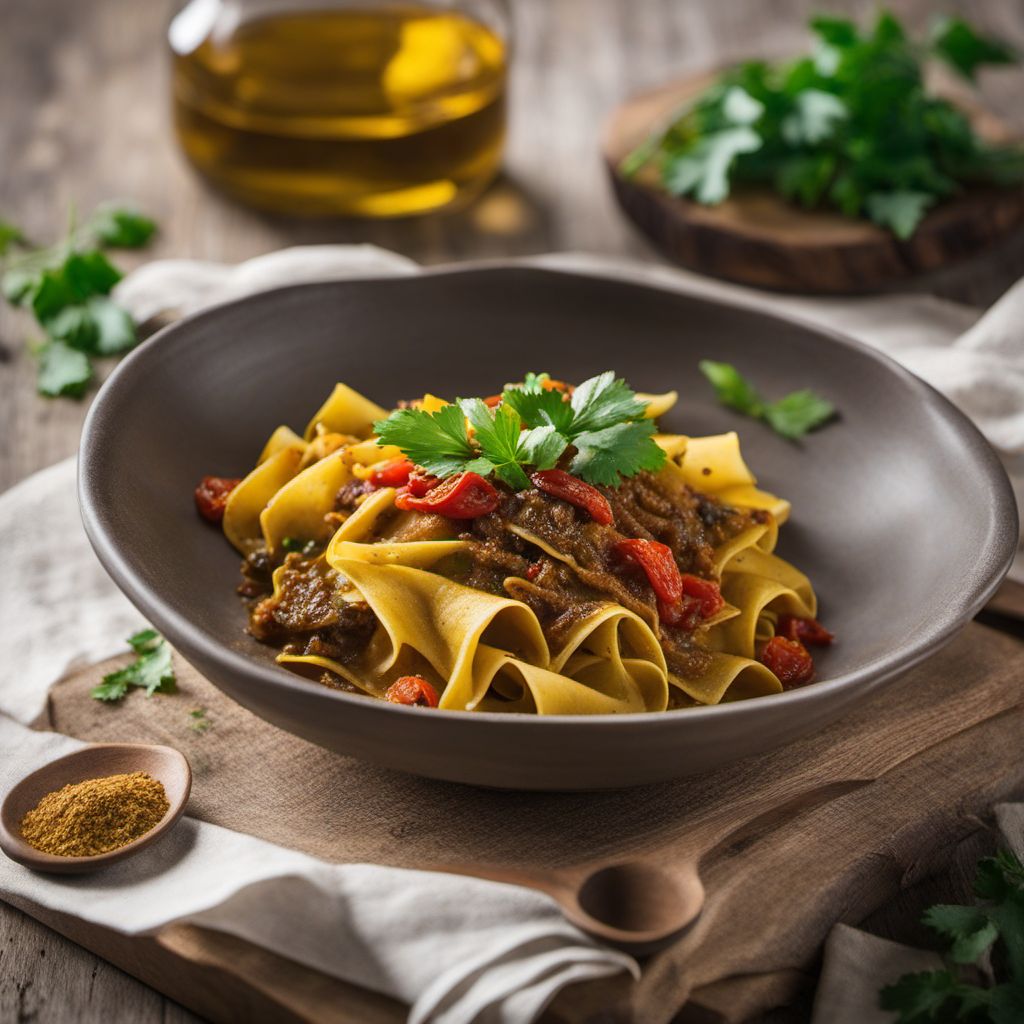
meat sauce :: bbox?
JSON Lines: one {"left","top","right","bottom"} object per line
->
{"left": 239, "top": 469, "right": 770, "bottom": 689}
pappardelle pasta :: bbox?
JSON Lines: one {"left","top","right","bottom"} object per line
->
{"left": 195, "top": 372, "right": 832, "bottom": 714}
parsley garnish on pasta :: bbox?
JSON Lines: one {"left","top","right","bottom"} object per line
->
{"left": 374, "top": 371, "right": 666, "bottom": 488}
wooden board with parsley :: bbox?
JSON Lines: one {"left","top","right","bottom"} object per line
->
{"left": 605, "top": 10, "right": 1024, "bottom": 293}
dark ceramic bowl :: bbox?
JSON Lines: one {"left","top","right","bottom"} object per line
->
{"left": 79, "top": 266, "right": 1017, "bottom": 789}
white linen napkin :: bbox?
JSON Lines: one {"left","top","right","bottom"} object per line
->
{"left": 4, "top": 247, "right": 1023, "bottom": 1023}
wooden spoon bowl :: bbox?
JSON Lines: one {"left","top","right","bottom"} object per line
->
{"left": 0, "top": 743, "right": 191, "bottom": 875}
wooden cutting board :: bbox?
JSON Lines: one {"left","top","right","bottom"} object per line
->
{"left": 603, "top": 73, "right": 1024, "bottom": 294}
{"left": 7, "top": 619, "right": 1024, "bottom": 1023}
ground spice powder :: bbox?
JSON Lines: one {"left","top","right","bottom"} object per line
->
{"left": 20, "top": 772, "right": 170, "bottom": 857}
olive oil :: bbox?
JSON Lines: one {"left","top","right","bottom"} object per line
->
{"left": 171, "top": 6, "right": 507, "bottom": 216}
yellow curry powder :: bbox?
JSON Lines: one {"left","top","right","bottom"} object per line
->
{"left": 20, "top": 772, "right": 170, "bottom": 857}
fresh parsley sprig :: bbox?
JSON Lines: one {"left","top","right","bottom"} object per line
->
{"left": 374, "top": 371, "right": 667, "bottom": 490}
{"left": 1, "top": 203, "right": 157, "bottom": 398}
{"left": 90, "top": 628, "right": 177, "bottom": 702}
{"left": 880, "top": 849, "right": 1024, "bottom": 1023}
{"left": 624, "top": 11, "right": 1024, "bottom": 239}
{"left": 699, "top": 360, "right": 835, "bottom": 440}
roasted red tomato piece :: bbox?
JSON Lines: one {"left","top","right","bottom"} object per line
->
{"left": 384, "top": 676, "right": 440, "bottom": 707}
{"left": 531, "top": 469, "right": 613, "bottom": 525}
{"left": 776, "top": 614, "right": 834, "bottom": 646}
{"left": 395, "top": 471, "right": 499, "bottom": 518}
{"left": 401, "top": 470, "right": 440, "bottom": 498}
{"left": 368, "top": 457, "right": 414, "bottom": 489}
{"left": 680, "top": 574, "right": 725, "bottom": 618}
{"left": 195, "top": 475, "right": 241, "bottom": 523}
{"left": 759, "top": 636, "right": 815, "bottom": 687}
{"left": 614, "top": 538, "right": 684, "bottom": 624}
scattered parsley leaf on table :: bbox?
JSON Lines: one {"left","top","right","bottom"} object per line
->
{"left": 699, "top": 360, "right": 835, "bottom": 440}
{"left": 189, "top": 707, "right": 213, "bottom": 734}
{"left": 0, "top": 202, "right": 157, "bottom": 399}
{"left": 880, "top": 848, "right": 1024, "bottom": 1023}
{"left": 931, "top": 16, "right": 1017, "bottom": 81}
{"left": 88, "top": 203, "right": 157, "bottom": 249}
{"left": 0, "top": 219, "right": 25, "bottom": 257}
{"left": 36, "top": 340, "right": 93, "bottom": 398}
{"left": 375, "top": 372, "right": 665, "bottom": 489}
{"left": 90, "top": 629, "right": 177, "bottom": 702}
{"left": 624, "top": 10, "right": 1024, "bottom": 238}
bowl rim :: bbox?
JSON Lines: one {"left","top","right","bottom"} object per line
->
{"left": 79, "top": 261, "right": 1019, "bottom": 731}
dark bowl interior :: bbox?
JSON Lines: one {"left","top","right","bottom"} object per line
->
{"left": 79, "top": 266, "right": 1017, "bottom": 789}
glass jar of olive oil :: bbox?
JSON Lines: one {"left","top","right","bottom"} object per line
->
{"left": 169, "top": 0, "right": 509, "bottom": 217}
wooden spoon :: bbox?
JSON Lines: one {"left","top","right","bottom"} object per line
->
{"left": 0, "top": 743, "right": 191, "bottom": 875}
{"left": 440, "top": 778, "right": 867, "bottom": 955}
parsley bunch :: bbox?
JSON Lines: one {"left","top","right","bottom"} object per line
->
{"left": 374, "top": 371, "right": 666, "bottom": 489}
{"left": 1, "top": 203, "right": 157, "bottom": 397}
{"left": 624, "top": 11, "right": 1023, "bottom": 238}
{"left": 90, "top": 629, "right": 177, "bottom": 702}
{"left": 880, "top": 849, "right": 1024, "bottom": 1023}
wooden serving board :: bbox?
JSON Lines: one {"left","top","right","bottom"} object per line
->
{"left": 603, "top": 73, "right": 1024, "bottom": 294}
{"left": 8, "top": 619, "right": 1024, "bottom": 1023}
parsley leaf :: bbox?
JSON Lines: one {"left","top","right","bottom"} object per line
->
{"left": 663, "top": 127, "right": 762, "bottom": 205}
{"left": 518, "top": 425, "right": 567, "bottom": 471}
{"left": 931, "top": 17, "right": 1017, "bottom": 81}
{"left": 698, "top": 360, "right": 764, "bottom": 417}
{"left": 460, "top": 400, "right": 568, "bottom": 490}
{"left": 924, "top": 904, "right": 1000, "bottom": 965}
{"left": 88, "top": 203, "right": 158, "bottom": 249}
{"left": 699, "top": 360, "right": 836, "bottom": 440}
{"left": 460, "top": 399, "right": 534, "bottom": 490}
{"left": 781, "top": 90, "right": 847, "bottom": 146}
{"left": 90, "top": 629, "right": 176, "bottom": 702}
{"left": 374, "top": 404, "right": 477, "bottom": 479}
{"left": 36, "top": 340, "right": 93, "bottom": 398}
{"left": 569, "top": 372, "right": 652, "bottom": 433}
{"left": 881, "top": 849, "right": 1024, "bottom": 1023}
{"left": 571, "top": 420, "right": 665, "bottom": 486}
{"left": 502, "top": 386, "right": 575, "bottom": 433}
{"left": 764, "top": 389, "right": 837, "bottom": 439}
{"left": 0, "top": 219, "right": 24, "bottom": 258}
{"left": 127, "top": 628, "right": 161, "bottom": 654}
{"left": 879, "top": 970, "right": 981, "bottom": 1021}
{"left": 189, "top": 707, "right": 213, "bottom": 734}
{"left": 865, "top": 191, "right": 936, "bottom": 239}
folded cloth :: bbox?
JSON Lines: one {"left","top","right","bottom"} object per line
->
{"left": 114, "top": 246, "right": 1024, "bottom": 580}
{"left": 0, "top": 718, "right": 636, "bottom": 1024}
{"left": 810, "top": 803, "right": 1024, "bottom": 1024}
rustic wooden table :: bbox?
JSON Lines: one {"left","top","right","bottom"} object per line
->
{"left": 3, "top": 0, "right": 1023, "bottom": 1020}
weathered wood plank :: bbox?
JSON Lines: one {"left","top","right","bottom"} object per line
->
{"left": 3, "top": 1, "right": 1024, "bottom": 1021}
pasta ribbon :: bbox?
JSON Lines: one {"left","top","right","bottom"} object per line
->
{"left": 223, "top": 381, "right": 825, "bottom": 715}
